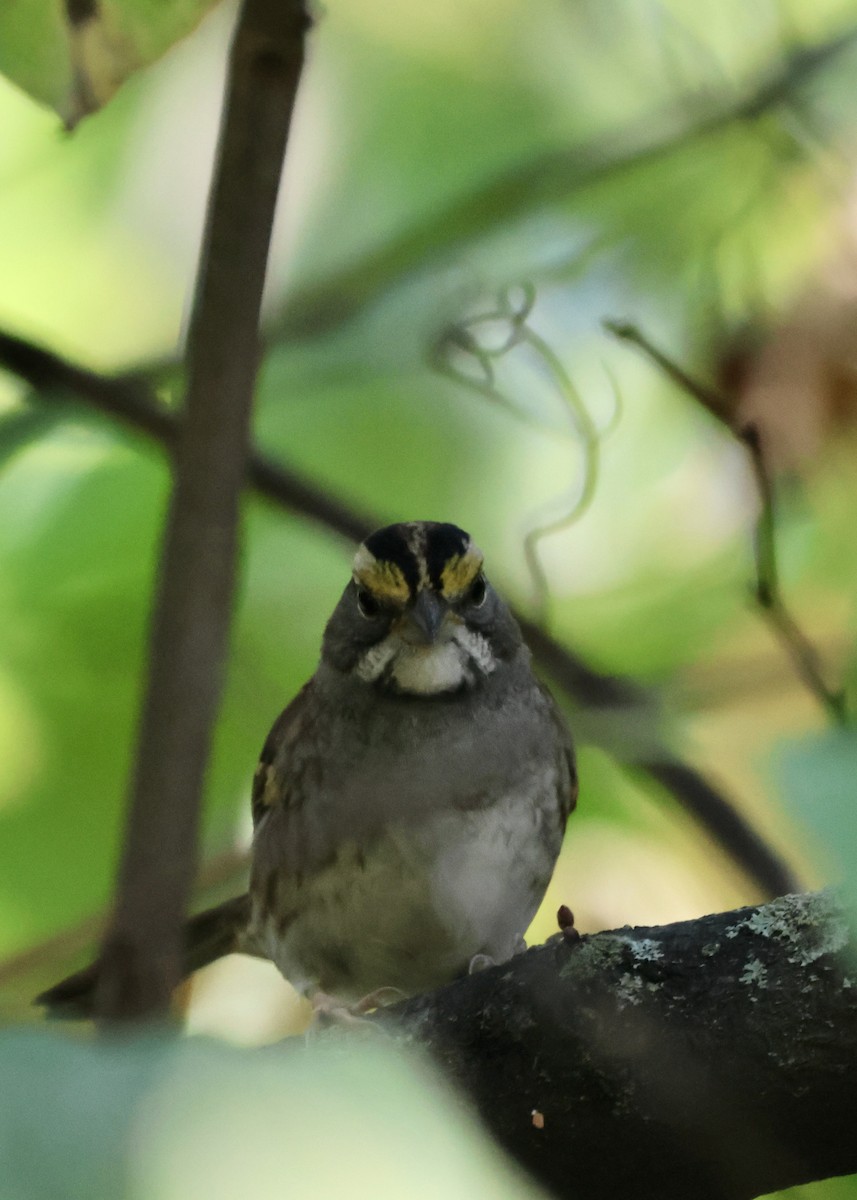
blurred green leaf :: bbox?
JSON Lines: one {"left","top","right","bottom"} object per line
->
{"left": 0, "top": 412, "right": 364, "bottom": 962}
{"left": 277, "top": 8, "right": 857, "bottom": 339}
{"left": 0, "top": 404, "right": 64, "bottom": 471}
{"left": 0, "top": 0, "right": 221, "bottom": 126}
{"left": 0, "top": 1029, "right": 543, "bottom": 1200}
{"left": 0, "top": 423, "right": 165, "bottom": 954}
{"left": 773, "top": 728, "right": 857, "bottom": 913}
{"left": 767, "top": 1173, "right": 857, "bottom": 1199}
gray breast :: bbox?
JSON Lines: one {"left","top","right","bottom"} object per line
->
{"left": 250, "top": 652, "right": 568, "bottom": 999}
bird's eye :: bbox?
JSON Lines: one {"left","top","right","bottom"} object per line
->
{"left": 468, "top": 574, "right": 487, "bottom": 608}
{"left": 356, "top": 588, "right": 381, "bottom": 619}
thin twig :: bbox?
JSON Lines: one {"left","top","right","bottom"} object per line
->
{"left": 743, "top": 422, "right": 847, "bottom": 725}
{"left": 0, "top": 329, "right": 374, "bottom": 542}
{"left": 94, "top": 0, "right": 310, "bottom": 1022}
{"left": 605, "top": 319, "right": 847, "bottom": 726}
{"left": 0, "top": 331, "right": 799, "bottom": 898}
{"left": 604, "top": 320, "right": 733, "bottom": 424}
{"left": 517, "top": 620, "right": 798, "bottom": 895}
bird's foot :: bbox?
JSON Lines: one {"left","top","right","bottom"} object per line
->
{"left": 468, "top": 935, "right": 528, "bottom": 976}
{"left": 308, "top": 986, "right": 404, "bottom": 1033}
{"left": 353, "top": 986, "right": 406, "bottom": 1014}
{"left": 309, "top": 991, "right": 367, "bottom": 1029}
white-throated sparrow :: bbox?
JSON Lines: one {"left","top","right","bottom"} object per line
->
{"left": 39, "top": 521, "right": 576, "bottom": 1015}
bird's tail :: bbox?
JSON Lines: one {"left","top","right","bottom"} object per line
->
{"left": 35, "top": 893, "right": 253, "bottom": 1020}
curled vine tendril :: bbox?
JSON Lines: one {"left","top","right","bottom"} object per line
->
{"left": 432, "top": 284, "right": 619, "bottom": 617}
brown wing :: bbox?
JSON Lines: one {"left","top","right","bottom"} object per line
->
{"left": 251, "top": 681, "right": 313, "bottom": 828}
{"left": 540, "top": 681, "right": 578, "bottom": 825}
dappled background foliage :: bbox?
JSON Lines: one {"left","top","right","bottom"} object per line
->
{"left": 3, "top": 1, "right": 857, "bottom": 1196}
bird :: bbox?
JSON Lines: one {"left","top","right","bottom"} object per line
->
{"left": 38, "top": 521, "right": 577, "bottom": 1018}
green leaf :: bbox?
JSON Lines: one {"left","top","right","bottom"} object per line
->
{"left": 0, "top": 0, "right": 220, "bottom": 125}
{"left": 773, "top": 728, "right": 857, "bottom": 914}
{"left": 0, "top": 1030, "right": 542, "bottom": 1200}
{"left": 0, "top": 405, "right": 363, "bottom": 981}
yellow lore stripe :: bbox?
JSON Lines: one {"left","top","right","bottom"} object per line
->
{"left": 439, "top": 544, "right": 483, "bottom": 599}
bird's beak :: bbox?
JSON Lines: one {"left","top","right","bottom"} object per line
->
{"left": 402, "top": 590, "right": 447, "bottom": 645}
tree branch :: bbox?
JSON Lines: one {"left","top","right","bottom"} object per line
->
{"left": 0, "top": 847, "right": 248, "bottom": 1016}
{"left": 385, "top": 890, "right": 857, "bottom": 1200}
{"left": 0, "top": 329, "right": 374, "bottom": 543}
{"left": 516, "top": 622, "right": 798, "bottom": 896}
{"left": 93, "top": 0, "right": 310, "bottom": 1021}
{"left": 0, "top": 329, "right": 798, "bottom": 901}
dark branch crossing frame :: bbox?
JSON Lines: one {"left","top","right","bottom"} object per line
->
{"left": 0, "top": 327, "right": 797, "bottom": 902}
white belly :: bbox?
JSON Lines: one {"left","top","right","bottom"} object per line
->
{"left": 258, "top": 783, "right": 561, "bottom": 1001}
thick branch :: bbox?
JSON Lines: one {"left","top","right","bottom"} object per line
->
{"left": 95, "top": 0, "right": 309, "bottom": 1021}
{"left": 386, "top": 891, "right": 857, "bottom": 1200}
{"left": 0, "top": 330, "right": 798, "bottom": 900}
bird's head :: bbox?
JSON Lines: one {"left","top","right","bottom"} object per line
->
{"left": 322, "top": 521, "right": 522, "bottom": 695}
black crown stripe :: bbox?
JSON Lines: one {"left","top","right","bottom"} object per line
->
{"left": 362, "top": 523, "right": 422, "bottom": 594}
{"left": 423, "top": 523, "right": 470, "bottom": 590}
{"left": 362, "top": 521, "right": 472, "bottom": 594}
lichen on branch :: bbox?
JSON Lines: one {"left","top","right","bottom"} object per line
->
{"left": 386, "top": 890, "right": 857, "bottom": 1200}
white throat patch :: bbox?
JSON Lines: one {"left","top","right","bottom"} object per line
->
{"left": 391, "top": 642, "right": 469, "bottom": 694}
{"left": 356, "top": 625, "right": 496, "bottom": 695}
